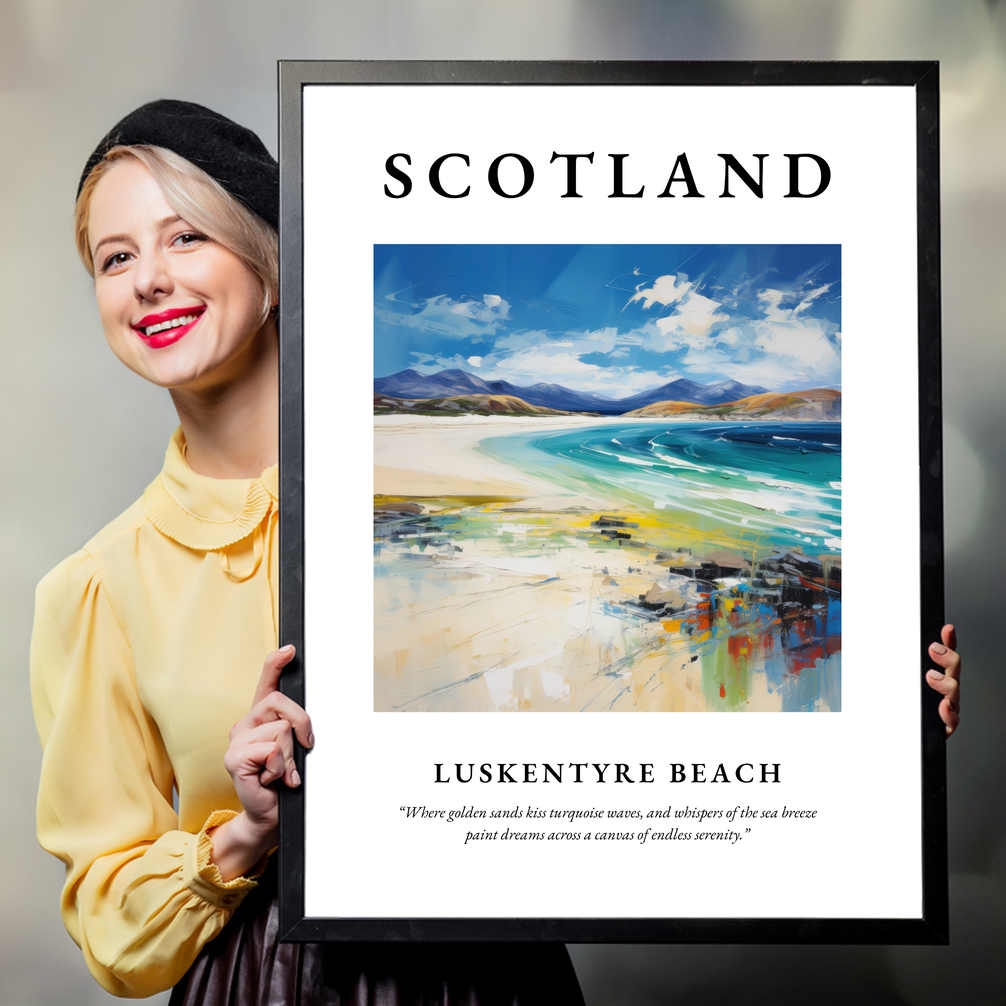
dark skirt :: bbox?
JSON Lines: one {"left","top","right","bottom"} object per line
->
{"left": 169, "top": 869, "right": 585, "bottom": 1006}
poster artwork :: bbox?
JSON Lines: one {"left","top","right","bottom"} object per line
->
{"left": 373, "top": 243, "right": 842, "bottom": 713}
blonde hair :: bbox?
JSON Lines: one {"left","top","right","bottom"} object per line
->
{"left": 75, "top": 145, "right": 278, "bottom": 323}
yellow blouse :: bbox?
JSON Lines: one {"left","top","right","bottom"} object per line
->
{"left": 31, "top": 428, "right": 279, "bottom": 998}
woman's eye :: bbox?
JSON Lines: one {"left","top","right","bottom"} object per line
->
{"left": 101, "top": 251, "right": 132, "bottom": 273}
{"left": 173, "top": 231, "right": 208, "bottom": 248}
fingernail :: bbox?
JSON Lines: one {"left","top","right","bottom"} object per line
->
{"left": 306, "top": 732, "right": 315, "bottom": 748}
{"left": 931, "top": 643, "right": 947, "bottom": 654}
{"left": 927, "top": 670, "right": 944, "bottom": 680}
{"left": 280, "top": 644, "right": 295, "bottom": 654}
{"left": 292, "top": 768, "right": 301, "bottom": 787}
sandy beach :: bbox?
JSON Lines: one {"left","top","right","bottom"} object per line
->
{"left": 373, "top": 416, "right": 841, "bottom": 715}
{"left": 376, "top": 414, "right": 639, "bottom": 503}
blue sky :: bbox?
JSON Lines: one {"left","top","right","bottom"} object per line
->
{"left": 374, "top": 245, "right": 841, "bottom": 396}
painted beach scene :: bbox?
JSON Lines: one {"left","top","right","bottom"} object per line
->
{"left": 374, "top": 245, "right": 841, "bottom": 713}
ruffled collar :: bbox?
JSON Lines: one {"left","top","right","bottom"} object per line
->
{"left": 143, "top": 428, "right": 278, "bottom": 551}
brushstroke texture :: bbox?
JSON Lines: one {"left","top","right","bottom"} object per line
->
{"left": 374, "top": 421, "right": 840, "bottom": 713}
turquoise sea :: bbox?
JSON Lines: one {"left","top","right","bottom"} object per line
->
{"left": 477, "top": 421, "right": 842, "bottom": 558}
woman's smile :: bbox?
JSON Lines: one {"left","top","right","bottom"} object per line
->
{"left": 133, "top": 306, "right": 207, "bottom": 348}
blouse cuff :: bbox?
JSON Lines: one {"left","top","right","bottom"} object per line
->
{"left": 183, "top": 810, "right": 269, "bottom": 909}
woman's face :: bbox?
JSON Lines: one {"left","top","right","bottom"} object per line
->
{"left": 87, "top": 158, "right": 270, "bottom": 393}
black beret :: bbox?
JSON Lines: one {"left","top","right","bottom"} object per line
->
{"left": 77, "top": 99, "right": 278, "bottom": 228}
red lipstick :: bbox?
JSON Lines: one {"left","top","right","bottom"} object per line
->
{"left": 132, "top": 306, "right": 206, "bottom": 349}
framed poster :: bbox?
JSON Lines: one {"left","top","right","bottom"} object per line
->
{"left": 277, "top": 61, "right": 946, "bottom": 943}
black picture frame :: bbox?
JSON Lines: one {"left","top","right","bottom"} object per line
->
{"left": 277, "top": 60, "right": 945, "bottom": 944}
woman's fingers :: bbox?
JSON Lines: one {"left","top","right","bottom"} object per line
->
{"left": 925, "top": 667, "right": 959, "bottom": 704}
{"left": 929, "top": 640, "right": 960, "bottom": 681}
{"left": 253, "top": 691, "right": 314, "bottom": 748}
{"left": 224, "top": 737, "right": 286, "bottom": 786}
{"left": 928, "top": 632, "right": 961, "bottom": 686}
{"left": 232, "top": 689, "right": 314, "bottom": 750}
{"left": 252, "top": 644, "right": 296, "bottom": 707}
{"left": 259, "top": 742, "right": 289, "bottom": 787}
{"left": 240, "top": 644, "right": 314, "bottom": 749}
{"left": 941, "top": 698, "right": 960, "bottom": 737}
{"left": 223, "top": 645, "right": 311, "bottom": 812}
{"left": 924, "top": 680, "right": 960, "bottom": 736}
{"left": 925, "top": 670, "right": 960, "bottom": 736}
{"left": 230, "top": 719, "right": 301, "bottom": 788}
{"left": 927, "top": 623, "right": 961, "bottom": 737}
{"left": 218, "top": 647, "right": 309, "bottom": 845}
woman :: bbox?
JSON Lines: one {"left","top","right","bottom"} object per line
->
{"left": 31, "top": 100, "right": 586, "bottom": 1003}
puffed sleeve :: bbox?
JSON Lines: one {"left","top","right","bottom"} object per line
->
{"left": 31, "top": 549, "right": 262, "bottom": 998}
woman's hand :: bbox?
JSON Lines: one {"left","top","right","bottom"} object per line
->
{"left": 209, "top": 645, "right": 314, "bottom": 881}
{"left": 926, "top": 624, "right": 961, "bottom": 738}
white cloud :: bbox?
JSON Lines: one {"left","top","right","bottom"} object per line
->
{"left": 411, "top": 352, "right": 482, "bottom": 373}
{"left": 493, "top": 327, "right": 620, "bottom": 354}
{"left": 626, "top": 272, "right": 840, "bottom": 388}
{"left": 478, "top": 347, "right": 677, "bottom": 396}
{"left": 629, "top": 273, "right": 691, "bottom": 309}
{"left": 793, "top": 283, "right": 833, "bottom": 315}
{"left": 467, "top": 356, "right": 483, "bottom": 367}
{"left": 677, "top": 326, "right": 840, "bottom": 387}
{"left": 752, "top": 320, "right": 840, "bottom": 373}
{"left": 756, "top": 282, "right": 835, "bottom": 321}
{"left": 376, "top": 293, "right": 511, "bottom": 340}
{"left": 450, "top": 294, "right": 511, "bottom": 325}
{"left": 630, "top": 273, "right": 730, "bottom": 346}
{"left": 680, "top": 347, "right": 806, "bottom": 387}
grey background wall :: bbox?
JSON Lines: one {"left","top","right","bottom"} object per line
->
{"left": 1, "top": 2, "right": 1003, "bottom": 1003}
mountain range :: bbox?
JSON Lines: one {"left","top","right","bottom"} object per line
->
{"left": 374, "top": 369, "right": 773, "bottom": 415}
{"left": 374, "top": 392, "right": 587, "bottom": 417}
{"left": 624, "top": 388, "right": 841, "bottom": 420}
